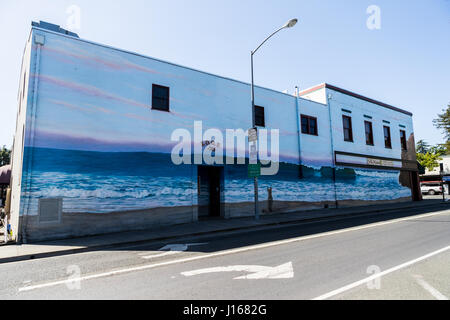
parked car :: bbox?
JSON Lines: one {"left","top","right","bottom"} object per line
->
{"left": 420, "top": 182, "right": 443, "bottom": 195}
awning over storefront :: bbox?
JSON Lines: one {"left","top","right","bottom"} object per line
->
{"left": 0, "top": 165, "right": 11, "bottom": 185}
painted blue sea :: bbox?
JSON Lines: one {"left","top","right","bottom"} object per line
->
{"left": 21, "top": 147, "right": 412, "bottom": 215}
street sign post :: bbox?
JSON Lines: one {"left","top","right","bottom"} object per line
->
{"left": 248, "top": 127, "right": 259, "bottom": 219}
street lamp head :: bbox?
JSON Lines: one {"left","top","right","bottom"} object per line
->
{"left": 283, "top": 18, "right": 298, "bottom": 28}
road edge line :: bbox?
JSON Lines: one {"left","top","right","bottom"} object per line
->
{"left": 312, "top": 245, "right": 450, "bottom": 300}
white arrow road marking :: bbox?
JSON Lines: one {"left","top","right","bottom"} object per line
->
{"left": 181, "top": 262, "right": 294, "bottom": 280}
{"left": 141, "top": 243, "right": 208, "bottom": 260}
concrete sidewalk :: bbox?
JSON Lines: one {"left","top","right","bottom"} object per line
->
{"left": 0, "top": 199, "right": 448, "bottom": 264}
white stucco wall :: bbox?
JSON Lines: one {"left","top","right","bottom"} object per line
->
{"left": 326, "top": 87, "right": 414, "bottom": 161}
{"left": 424, "top": 155, "right": 450, "bottom": 176}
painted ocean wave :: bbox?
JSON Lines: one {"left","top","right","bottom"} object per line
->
{"left": 25, "top": 172, "right": 198, "bottom": 215}
{"left": 20, "top": 147, "right": 411, "bottom": 215}
{"left": 224, "top": 170, "right": 410, "bottom": 203}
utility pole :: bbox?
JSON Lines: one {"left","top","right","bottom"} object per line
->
{"left": 249, "top": 18, "right": 298, "bottom": 220}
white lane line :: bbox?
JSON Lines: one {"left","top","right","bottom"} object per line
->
{"left": 413, "top": 275, "right": 448, "bottom": 300}
{"left": 313, "top": 245, "right": 450, "bottom": 300}
{"left": 18, "top": 209, "right": 449, "bottom": 293}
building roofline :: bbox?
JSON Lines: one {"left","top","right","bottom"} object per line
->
{"left": 298, "top": 83, "right": 413, "bottom": 116}
{"left": 30, "top": 23, "right": 413, "bottom": 117}
{"left": 297, "top": 95, "right": 327, "bottom": 107}
{"left": 31, "top": 25, "right": 296, "bottom": 99}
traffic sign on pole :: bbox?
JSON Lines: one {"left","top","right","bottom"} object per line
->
{"left": 248, "top": 163, "right": 261, "bottom": 178}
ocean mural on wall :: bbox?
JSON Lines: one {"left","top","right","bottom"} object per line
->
{"left": 19, "top": 27, "right": 413, "bottom": 220}
{"left": 21, "top": 146, "right": 412, "bottom": 216}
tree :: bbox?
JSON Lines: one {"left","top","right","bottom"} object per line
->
{"left": 433, "top": 103, "right": 450, "bottom": 153}
{"left": 416, "top": 140, "right": 430, "bottom": 154}
{"left": 0, "top": 146, "right": 11, "bottom": 166}
{"left": 416, "top": 152, "right": 442, "bottom": 171}
{"left": 434, "top": 103, "right": 450, "bottom": 139}
{"left": 430, "top": 144, "right": 447, "bottom": 156}
{"left": 416, "top": 142, "right": 445, "bottom": 172}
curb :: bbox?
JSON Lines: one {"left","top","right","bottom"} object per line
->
{"left": 0, "top": 201, "right": 448, "bottom": 264}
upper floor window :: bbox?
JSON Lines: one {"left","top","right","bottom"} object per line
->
{"left": 254, "top": 105, "right": 265, "bottom": 127}
{"left": 301, "top": 115, "right": 318, "bottom": 136}
{"left": 400, "top": 130, "right": 407, "bottom": 151}
{"left": 384, "top": 126, "right": 392, "bottom": 149}
{"left": 342, "top": 115, "right": 353, "bottom": 142}
{"left": 152, "top": 84, "right": 170, "bottom": 112}
{"left": 365, "top": 121, "right": 374, "bottom": 146}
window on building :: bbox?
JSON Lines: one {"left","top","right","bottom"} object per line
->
{"left": 152, "top": 84, "right": 170, "bottom": 111}
{"left": 384, "top": 126, "right": 392, "bottom": 149}
{"left": 342, "top": 115, "right": 353, "bottom": 142}
{"left": 254, "top": 105, "right": 265, "bottom": 127}
{"left": 301, "top": 115, "right": 318, "bottom": 136}
{"left": 365, "top": 121, "right": 374, "bottom": 146}
{"left": 400, "top": 130, "right": 407, "bottom": 151}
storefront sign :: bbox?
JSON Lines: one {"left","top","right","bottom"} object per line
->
{"left": 335, "top": 152, "right": 402, "bottom": 169}
{"left": 366, "top": 158, "right": 395, "bottom": 167}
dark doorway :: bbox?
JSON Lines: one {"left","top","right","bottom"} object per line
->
{"left": 197, "top": 166, "right": 223, "bottom": 218}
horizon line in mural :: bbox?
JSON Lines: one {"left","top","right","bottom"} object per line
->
{"left": 27, "top": 127, "right": 312, "bottom": 167}
{"left": 171, "top": 121, "right": 279, "bottom": 176}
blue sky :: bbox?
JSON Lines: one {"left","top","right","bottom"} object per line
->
{"left": 0, "top": 0, "right": 449, "bottom": 148}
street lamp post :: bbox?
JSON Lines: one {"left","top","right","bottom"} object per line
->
{"left": 250, "top": 18, "right": 298, "bottom": 220}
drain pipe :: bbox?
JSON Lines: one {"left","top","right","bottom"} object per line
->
{"left": 294, "top": 86, "right": 303, "bottom": 174}
{"left": 326, "top": 93, "right": 338, "bottom": 208}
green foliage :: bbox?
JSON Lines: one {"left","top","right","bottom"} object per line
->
{"left": 416, "top": 151, "right": 442, "bottom": 171}
{"left": 429, "top": 144, "right": 447, "bottom": 156}
{"left": 416, "top": 103, "right": 450, "bottom": 171}
{"left": 416, "top": 140, "right": 430, "bottom": 154}
{"left": 0, "top": 146, "right": 11, "bottom": 166}
{"left": 433, "top": 103, "right": 450, "bottom": 141}
{"left": 433, "top": 103, "right": 450, "bottom": 155}
{"left": 416, "top": 140, "right": 444, "bottom": 171}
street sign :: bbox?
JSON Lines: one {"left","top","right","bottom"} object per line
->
{"left": 249, "top": 143, "right": 258, "bottom": 164}
{"left": 248, "top": 128, "right": 258, "bottom": 142}
{"left": 248, "top": 163, "right": 261, "bottom": 178}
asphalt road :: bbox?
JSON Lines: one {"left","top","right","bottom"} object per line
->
{"left": 0, "top": 203, "right": 449, "bottom": 300}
